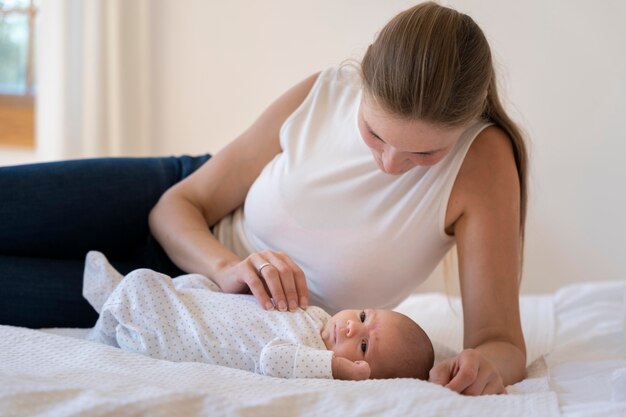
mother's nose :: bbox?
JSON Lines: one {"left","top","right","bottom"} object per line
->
{"left": 381, "top": 147, "right": 407, "bottom": 174}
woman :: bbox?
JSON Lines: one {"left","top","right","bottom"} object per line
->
{"left": 0, "top": 3, "right": 526, "bottom": 395}
{"left": 149, "top": 3, "right": 528, "bottom": 395}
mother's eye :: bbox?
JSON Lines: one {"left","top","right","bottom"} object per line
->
{"left": 359, "top": 311, "right": 366, "bottom": 322}
{"left": 367, "top": 129, "right": 383, "bottom": 141}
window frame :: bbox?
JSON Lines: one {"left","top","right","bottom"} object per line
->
{"left": 0, "top": 0, "right": 38, "bottom": 104}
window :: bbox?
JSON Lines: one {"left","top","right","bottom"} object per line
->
{"left": 0, "top": 0, "right": 38, "bottom": 148}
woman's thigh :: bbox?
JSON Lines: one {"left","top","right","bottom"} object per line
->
{"left": 0, "top": 154, "right": 210, "bottom": 258}
{"left": 0, "top": 154, "right": 210, "bottom": 328}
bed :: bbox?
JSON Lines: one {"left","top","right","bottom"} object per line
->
{"left": 1, "top": 280, "right": 624, "bottom": 417}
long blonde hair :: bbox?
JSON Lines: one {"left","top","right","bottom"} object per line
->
{"left": 360, "top": 2, "right": 528, "bottom": 276}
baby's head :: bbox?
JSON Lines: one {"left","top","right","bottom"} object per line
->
{"left": 320, "top": 309, "right": 434, "bottom": 380}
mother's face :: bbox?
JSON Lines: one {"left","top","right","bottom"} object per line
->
{"left": 357, "top": 96, "right": 466, "bottom": 175}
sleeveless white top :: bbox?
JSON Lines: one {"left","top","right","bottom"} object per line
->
{"left": 213, "top": 66, "right": 490, "bottom": 313}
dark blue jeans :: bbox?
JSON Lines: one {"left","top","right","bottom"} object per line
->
{"left": 0, "top": 154, "right": 211, "bottom": 328}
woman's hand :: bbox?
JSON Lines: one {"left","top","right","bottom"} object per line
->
{"left": 216, "top": 250, "right": 309, "bottom": 312}
{"left": 429, "top": 349, "right": 507, "bottom": 395}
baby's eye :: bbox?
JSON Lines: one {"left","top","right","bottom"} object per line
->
{"left": 359, "top": 311, "right": 366, "bottom": 322}
{"left": 361, "top": 340, "right": 368, "bottom": 354}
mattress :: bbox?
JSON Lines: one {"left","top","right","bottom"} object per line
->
{"left": 0, "top": 280, "right": 624, "bottom": 417}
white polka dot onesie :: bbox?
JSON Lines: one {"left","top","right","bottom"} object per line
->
{"left": 84, "top": 255, "right": 333, "bottom": 379}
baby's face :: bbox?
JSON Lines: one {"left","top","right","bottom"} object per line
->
{"left": 320, "top": 309, "right": 407, "bottom": 378}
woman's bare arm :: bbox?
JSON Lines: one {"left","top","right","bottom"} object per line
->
{"left": 149, "top": 72, "right": 320, "bottom": 311}
{"left": 431, "top": 126, "right": 526, "bottom": 394}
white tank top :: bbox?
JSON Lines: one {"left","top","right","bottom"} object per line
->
{"left": 213, "top": 66, "right": 490, "bottom": 313}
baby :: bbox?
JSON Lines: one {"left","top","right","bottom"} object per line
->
{"left": 84, "top": 251, "right": 434, "bottom": 380}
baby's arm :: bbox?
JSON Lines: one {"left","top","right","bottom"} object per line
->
{"left": 259, "top": 339, "right": 333, "bottom": 379}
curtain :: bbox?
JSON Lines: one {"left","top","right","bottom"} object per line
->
{"left": 36, "top": 0, "right": 152, "bottom": 160}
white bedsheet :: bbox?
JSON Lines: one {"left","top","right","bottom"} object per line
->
{"left": 547, "top": 281, "right": 626, "bottom": 417}
{"left": 0, "top": 280, "right": 624, "bottom": 417}
{"left": 394, "top": 292, "right": 554, "bottom": 367}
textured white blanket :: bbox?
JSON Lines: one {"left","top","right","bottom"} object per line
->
{"left": 0, "top": 254, "right": 562, "bottom": 416}
{"left": 0, "top": 321, "right": 558, "bottom": 417}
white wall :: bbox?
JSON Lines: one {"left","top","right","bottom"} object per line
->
{"left": 10, "top": 1, "right": 622, "bottom": 293}
{"left": 148, "top": 0, "right": 626, "bottom": 293}
{"left": 148, "top": 0, "right": 417, "bottom": 156}
{"left": 440, "top": 0, "right": 626, "bottom": 294}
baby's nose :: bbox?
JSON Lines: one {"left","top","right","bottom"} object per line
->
{"left": 346, "top": 320, "right": 360, "bottom": 337}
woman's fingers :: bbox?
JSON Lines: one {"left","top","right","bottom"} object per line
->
{"left": 282, "top": 255, "right": 308, "bottom": 308}
{"left": 459, "top": 374, "right": 505, "bottom": 396}
{"left": 445, "top": 358, "right": 479, "bottom": 394}
{"left": 266, "top": 251, "right": 308, "bottom": 310}
{"left": 428, "top": 361, "right": 452, "bottom": 387}
{"left": 246, "top": 251, "right": 308, "bottom": 311}
{"left": 243, "top": 257, "right": 275, "bottom": 311}
{"left": 480, "top": 379, "right": 507, "bottom": 395}
{"left": 433, "top": 349, "right": 506, "bottom": 396}
{"left": 258, "top": 254, "right": 290, "bottom": 311}
{"left": 457, "top": 371, "right": 488, "bottom": 396}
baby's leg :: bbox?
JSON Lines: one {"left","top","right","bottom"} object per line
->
{"left": 82, "top": 251, "right": 124, "bottom": 313}
{"left": 87, "top": 268, "right": 174, "bottom": 355}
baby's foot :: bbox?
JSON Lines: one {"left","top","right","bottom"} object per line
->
{"left": 82, "top": 251, "right": 124, "bottom": 313}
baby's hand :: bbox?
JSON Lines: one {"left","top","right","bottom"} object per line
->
{"left": 331, "top": 356, "right": 371, "bottom": 381}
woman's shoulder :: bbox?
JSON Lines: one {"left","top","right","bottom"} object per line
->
{"left": 445, "top": 125, "right": 520, "bottom": 230}
{"left": 465, "top": 126, "right": 517, "bottom": 172}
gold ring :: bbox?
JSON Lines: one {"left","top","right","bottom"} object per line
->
{"left": 257, "top": 262, "right": 272, "bottom": 274}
